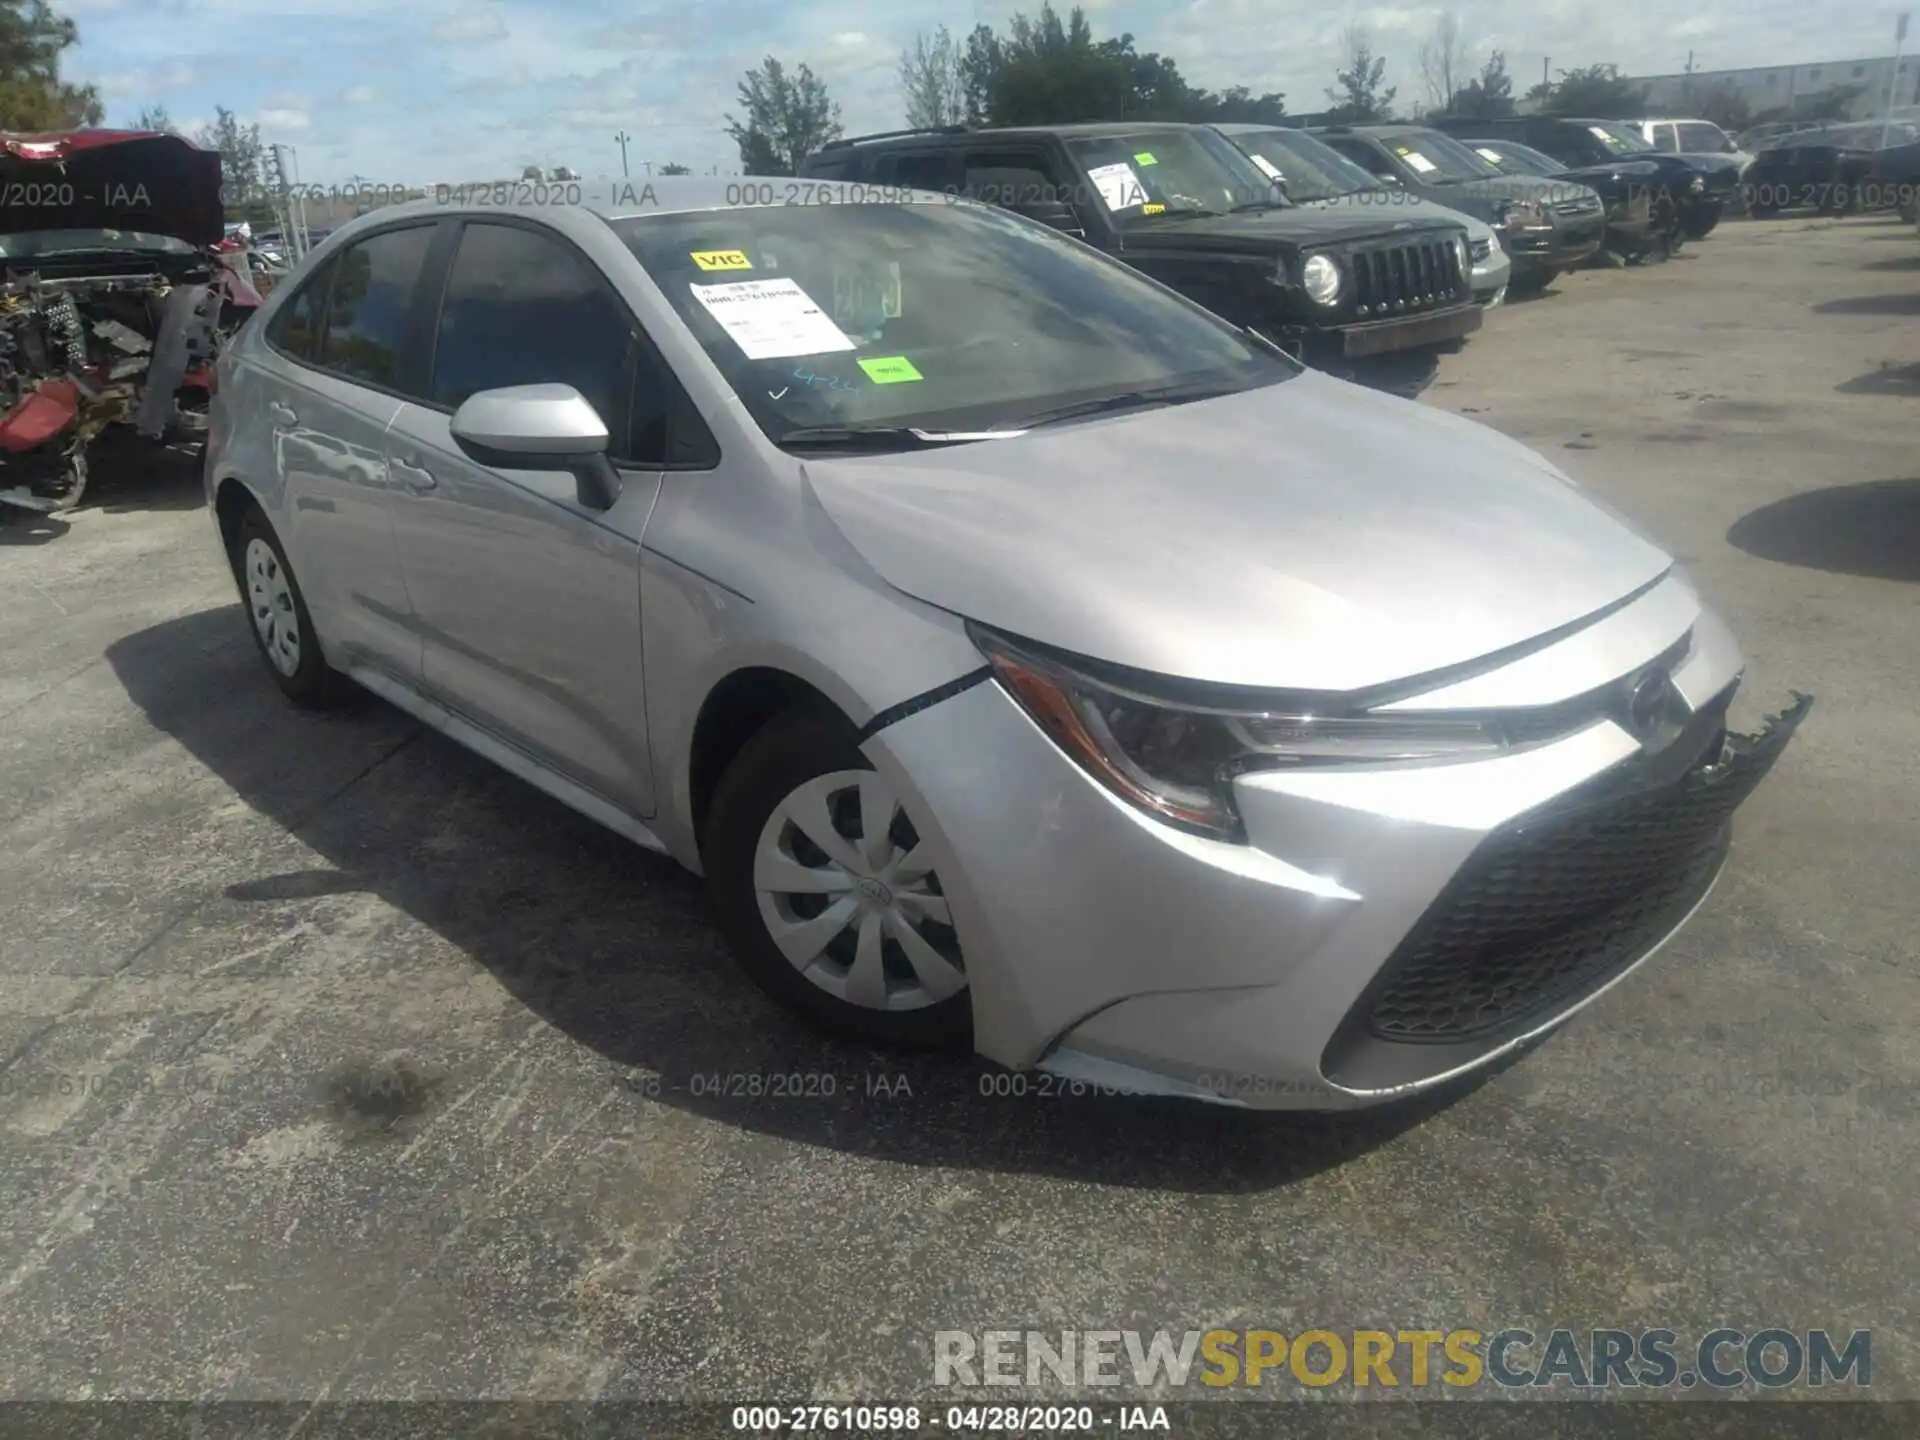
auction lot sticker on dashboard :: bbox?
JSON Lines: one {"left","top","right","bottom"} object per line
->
{"left": 690, "top": 278, "right": 855, "bottom": 360}
{"left": 1398, "top": 149, "right": 1438, "bottom": 173}
{"left": 1086, "top": 161, "right": 1149, "bottom": 210}
{"left": 1249, "top": 153, "right": 1283, "bottom": 180}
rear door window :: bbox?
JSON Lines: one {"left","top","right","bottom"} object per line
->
{"left": 315, "top": 224, "right": 435, "bottom": 389}
{"left": 874, "top": 151, "right": 954, "bottom": 193}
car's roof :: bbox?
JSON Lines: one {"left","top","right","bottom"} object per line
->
{"left": 330, "top": 176, "right": 956, "bottom": 231}
{"left": 833, "top": 121, "right": 1202, "bottom": 149}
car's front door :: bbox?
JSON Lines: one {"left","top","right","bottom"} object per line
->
{"left": 382, "top": 217, "right": 711, "bottom": 818}
{"left": 260, "top": 222, "right": 440, "bottom": 684}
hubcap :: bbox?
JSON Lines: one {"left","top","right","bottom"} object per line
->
{"left": 753, "top": 769, "right": 965, "bottom": 1012}
{"left": 244, "top": 536, "right": 301, "bottom": 678}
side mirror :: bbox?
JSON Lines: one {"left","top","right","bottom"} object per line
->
{"left": 449, "top": 383, "right": 622, "bottom": 511}
{"left": 1015, "top": 199, "right": 1087, "bottom": 238}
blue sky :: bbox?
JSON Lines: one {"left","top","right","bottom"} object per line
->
{"left": 63, "top": 0, "right": 1912, "bottom": 182}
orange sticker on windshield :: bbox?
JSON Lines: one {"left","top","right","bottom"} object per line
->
{"left": 692, "top": 249, "right": 752, "bottom": 271}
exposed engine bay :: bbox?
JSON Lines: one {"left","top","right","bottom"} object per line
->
{"left": 0, "top": 130, "right": 255, "bottom": 518}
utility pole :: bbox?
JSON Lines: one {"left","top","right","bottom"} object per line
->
{"left": 614, "top": 130, "right": 632, "bottom": 178}
{"left": 1887, "top": 13, "right": 1910, "bottom": 146}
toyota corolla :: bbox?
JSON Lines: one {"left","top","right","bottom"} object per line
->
{"left": 205, "top": 179, "right": 1807, "bottom": 1109}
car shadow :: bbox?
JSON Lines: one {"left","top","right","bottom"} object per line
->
{"left": 1836, "top": 361, "right": 1920, "bottom": 395}
{"left": 1861, "top": 254, "right": 1920, "bottom": 272}
{"left": 79, "top": 433, "right": 208, "bottom": 514}
{"left": 1812, "top": 292, "right": 1920, "bottom": 315}
{"left": 104, "top": 606, "right": 1479, "bottom": 1193}
{"left": 0, "top": 506, "right": 70, "bottom": 545}
{"left": 1727, "top": 477, "right": 1920, "bottom": 582}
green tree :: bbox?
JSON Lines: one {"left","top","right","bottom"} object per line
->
{"left": 132, "top": 103, "right": 181, "bottom": 134}
{"left": 195, "top": 106, "right": 265, "bottom": 208}
{"left": 725, "top": 56, "right": 842, "bottom": 176}
{"left": 1447, "top": 50, "right": 1514, "bottom": 119}
{"left": 1540, "top": 63, "right": 1648, "bottom": 119}
{"left": 0, "top": 0, "right": 102, "bottom": 128}
{"left": 956, "top": 4, "right": 1252, "bottom": 126}
{"left": 1325, "top": 25, "right": 1396, "bottom": 122}
{"left": 899, "top": 24, "right": 967, "bottom": 128}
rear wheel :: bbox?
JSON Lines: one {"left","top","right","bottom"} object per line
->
{"left": 232, "top": 506, "right": 349, "bottom": 708}
{"left": 703, "top": 710, "right": 972, "bottom": 1048}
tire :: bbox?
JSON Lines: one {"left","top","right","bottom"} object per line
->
{"left": 1507, "top": 268, "right": 1557, "bottom": 298}
{"left": 703, "top": 709, "right": 972, "bottom": 1049}
{"left": 231, "top": 505, "right": 349, "bottom": 708}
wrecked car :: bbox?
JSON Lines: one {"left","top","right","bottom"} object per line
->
{"left": 0, "top": 129, "right": 260, "bottom": 518}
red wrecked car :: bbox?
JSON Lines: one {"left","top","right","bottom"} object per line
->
{"left": 0, "top": 129, "right": 262, "bottom": 516}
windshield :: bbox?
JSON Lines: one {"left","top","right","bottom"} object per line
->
{"left": 0, "top": 228, "right": 200, "bottom": 259}
{"left": 1062, "top": 128, "right": 1279, "bottom": 219}
{"left": 1463, "top": 141, "right": 1559, "bottom": 177}
{"left": 1226, "top": 128, "right": 1379, "bottom": 201}
{"left": 616, "top": 198, "right": 1294, "bottom": 445}
{"left": 1581, "top": 122, "right": 1655, "bottom": 155}
{"left": 1381, "top": 131, "right": 1503, "bottom": 182}
{"left": 1676, "top": 122, "right": 1735, "bottom": 154}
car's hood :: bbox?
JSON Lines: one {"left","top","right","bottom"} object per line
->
{"left": 1299, "top": 191, "right": 1494, "bottom": 243}
{"left": 1116, "top": 205, "right": 1460, "bottom": 255}
{"left": 0, "top": 132, "right": 225, "bottom": 247}
{"left": 800, "top": 374, "right": 1672, "bottom": 693}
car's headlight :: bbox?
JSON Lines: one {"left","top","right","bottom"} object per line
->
{"left": 1494, "top": 198, "right": 1546, "bottom": 228}
{"left": 1688, "top": 174, "right": 1705, "bottom": 193}
{"left": 1300, "top": 251, "right": 1342, "bottom": 306}
{"left": 974, "top": 628, "right": 1507, "bottom": 840}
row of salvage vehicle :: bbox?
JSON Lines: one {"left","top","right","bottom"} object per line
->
{"left": 797, "top": 115, "right": 1751, "bottom": 396}
{"left": 0, "top": 130, "right": 266, "bottom": 517}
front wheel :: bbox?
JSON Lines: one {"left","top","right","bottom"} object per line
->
{"left": 232, "top": 506, "right": 349, "bottom": 708}
{"left": 703, "top": 711, "right": 972, "bottom": 1048}
{"left": 1507, "top": 268, "right": 1558, "bottom": 298}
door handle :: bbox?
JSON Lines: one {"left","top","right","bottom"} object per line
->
{"left": 390, "top": 456, "right": 438, "bottom": 492}
{"left": 268, "top": 401, "right": 297, "bottom": 427}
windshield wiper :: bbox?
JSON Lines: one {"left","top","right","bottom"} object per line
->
{"left": 1128, "top": 205, "right": 1222, "bottom": 219}
{"left": 1230, "top": 199, "right": 1291, "bottom": 212}
{"left": 997, "top": 381, "right": 1243, "bottom": 432}
{"left": 775, "top": 424, "right": 1024, "bottom": 451}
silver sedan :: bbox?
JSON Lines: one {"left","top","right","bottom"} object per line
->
{"left": 205, "top": 178, "right": 1807, "bottom": 1108}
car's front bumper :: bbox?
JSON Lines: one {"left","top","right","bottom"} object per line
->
{"left": 862, "top": 572, "right": 1803, "bottom": 1110}
{"left": 1502, "top": 219, "right": 1605, "bottom": 272}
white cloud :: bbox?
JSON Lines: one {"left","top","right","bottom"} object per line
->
{"left": 343, "top": 84, "right": 377, "bottom": 103}
{"left": 259, "top": 108, "right": 311, "bottom": 131}
{"left": 434, "top": 12, "right": 509, "bottom": 41}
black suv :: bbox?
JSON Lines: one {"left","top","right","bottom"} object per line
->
{"left": 1311, "top": 124, "right": 1607, "bottom": 294}
{"left": 1430, "top": 116, "right": 1741, "bottom": 239}
{"left": 798, "top": 122, "right": 1481, "bottom": 394}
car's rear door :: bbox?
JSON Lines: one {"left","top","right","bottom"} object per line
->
{"left": 381, "top": 216, "right": 712, "bottom": 818}
{"left": 257, "top": 221, "right": 441, "bottom": 685}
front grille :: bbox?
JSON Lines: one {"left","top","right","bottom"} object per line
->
{"left": 1325, "top": 693, "right": 1809, "bottom": 1075}
{"left": 1552, "top": 196, "right": 1603, "bottom": 217}
{"left": 1350, "top": 238, "right": 1467, "bottom": 317}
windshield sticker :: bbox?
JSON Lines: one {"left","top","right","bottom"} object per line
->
{"left": 1248, "top": 153, "right": 1283, "bottom": 180}
{"left": 1086, "top": 161, "right": 1149, "bottom": 210}
{"left": 1398, "top": 150, "right": 1438, "bottom": 174}
{"left": 691, "top": 249, "right": 752, "bottom": 271}
{"left": 857, "top": 355, "right": 923, "bottom": 384}
{"left": 1475, "top": 147, "right": 1503, "bottom": 162}
{"left": 689, "top": 277, "right": 855, "bottom": 360}
{"left": 1588, "top": 126, "right": 1614, "bottom": 141}
{"left": 1133, "top": 151, "right": 1158, "bottom": 166}
{"left": 1141, "top": 202, "right": 1166, "bottom": 214}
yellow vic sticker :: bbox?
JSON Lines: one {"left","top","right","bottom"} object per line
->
{"left": 691, "top": 250, "right": 752, "bottom": 271}
{"left": 1141, "top": 202, "right": 1167, "bottom": 215}
{"left": 858, "top": 355, "right": 923, "bottom": 384}
{"left": 1134, "top": 152, "right": 1158, "bottom": 166}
